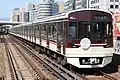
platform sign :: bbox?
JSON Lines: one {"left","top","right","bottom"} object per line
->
{"left": 113, "top": 11, "right": 120, "bottom": 54}
{"left": 113, "top": 12, "right": 120, "bottom": 40}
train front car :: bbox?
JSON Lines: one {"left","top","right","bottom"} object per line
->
{"left": 66, "top": 10, "right": 113, "bottom": 68}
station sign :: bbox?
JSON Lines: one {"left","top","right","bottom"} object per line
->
{"left": 113, "top": 11, "right": 120, "bottom": 40}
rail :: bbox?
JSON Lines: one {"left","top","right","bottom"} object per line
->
{"left": 4, "top": 36, "right": 19, "bottom": 80}
{"left": 9, "top": 34, "right": 86, "bottom": 80}
{"left": 100, "top": 71, "right": 118, "bottom": 80}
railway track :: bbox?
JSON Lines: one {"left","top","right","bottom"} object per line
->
{"left": 5, "top": 35, "right": 36, "bottom": 80}
{"left": 9, "top": 34, "right": 86, "bottom": 80}
{"left": 84, "top": 71, "right": 118, "bottom": 80}
{"left": 5, "top": 35, "right": 48, "bottom": 80}
{"left": 8, "top": 34, "right": 120, "bottom": 80}
{"left": 100, "top": 71, "right": 118, "bottom": 80}
{"left": 84, "top": 70, "right": 119, "bottom": 80}
{"left": 11, "top": 34, "right": 120, "bottom": 80}
{"left": 4, "top": 36, "right": 19, "bottom": 80}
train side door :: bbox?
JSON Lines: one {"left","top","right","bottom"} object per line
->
{"left": 56, "top": 22, "right": 62, "bottom": 53}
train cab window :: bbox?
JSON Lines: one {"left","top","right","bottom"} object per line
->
{"left": 90, "top": 22, "right": 113, "bottom": 44}
{"left": 91, "top": 23, "right": 106, "bottom": 41}
{"left": 78, "top": 22, "right": 88, "bottom": 39}
{"left": 69, "top": 22, "right": 77, "bottom": 39}
{"left": 77, "top": 21, "right": 112, "bottom": 44}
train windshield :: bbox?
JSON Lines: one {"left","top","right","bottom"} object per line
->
{"left": 69, "top": 22, "right": 77, "bottom": 39}
{"left": 69, "top": 22, "right": 113, "bottom": 44}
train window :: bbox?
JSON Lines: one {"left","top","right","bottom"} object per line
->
{"left": 48, "top": 24, "right": 57, "bottom": 40}
{"left": 36, "top": 26, "right": 39, "bottom": 38}
{"left": 57, "top": 22, "right": 63, "bottom": 41}
{"left": 51, "top": 25, "right": 57, "bottom": 39}
{"left": 92, "top": 23, "right": 106, "bottom": 40}
{"left": 90, "top": 22, "right": 113, "bottom": 45}
{"left": 69, "top": 22, "right": 77, "bottom": 39}
{"left": 41, "top": 25, "right": 46, "bottom": 37}
{"left": 78, "top": 22, "right": 88, "bottom": 39}
{"left": 48, "top": 23, "right": 63, "bottom": 41}
{"left": 48, "top": 24, "right": 52, "bottom": 38}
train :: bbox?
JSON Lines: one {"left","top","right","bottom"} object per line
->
{"left": 9, "top": 9, "right": 113, "bottom": 68}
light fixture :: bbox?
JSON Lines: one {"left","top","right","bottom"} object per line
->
{"left": 80, "top": 38, "right": 91, "bottom": 50}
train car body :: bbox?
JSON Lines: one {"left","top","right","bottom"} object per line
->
{"left": 9, "top": 9, "right": 113, "bottom": 68}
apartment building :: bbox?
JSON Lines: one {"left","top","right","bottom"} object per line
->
{"left": 11, "top": 8, "right": 20, "bottom": 22}
{"left": 90, "top": 0, "right": 120, "bottom": 13}
{"left": 36, "top": 0, "right": 59, "bottom": 20}
{"left": 64, "top": 0, "right": 89, "bottom": 11}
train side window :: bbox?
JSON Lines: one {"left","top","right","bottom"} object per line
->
{"left": 50, "top": 25, "right": 57, "bottom": 39}
{"left": 69, "top": 22, "right": 77, "bottom": 39}
{"left": 41, "top": 25, "right": 46, "bottom": 37}
{"left": 36, "top": 26, "right": 39, "bottom": 37}
{"left": 48, "top": 24, "right": 52, "bottom": 38}
{"left": 57, "top": 22, "right": 63, "bottom": 41}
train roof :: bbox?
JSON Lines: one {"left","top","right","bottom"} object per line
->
{"left": 33, "top": 9, "right": 112, "bottom": 23}
{"left": 10, "top": 9, "right": 112, "bottom": 29}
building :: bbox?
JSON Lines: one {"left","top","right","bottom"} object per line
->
{"left": 90, "top": 0, "right": 120, "bottom": 13}
{"left": 11, "top": 2, "right": 35, "bottom": 22}
{"left": 52, "top": 2, "right": 59, "bottom": 15}
{"left": 80, "top": 0, "right": 89, "bottom": 9}
{"left": 32, "top": 5, "right": 37, "bottom": 21}
{"left": 18, "top": 8, "right": 30, "bottom": 22}
{"left": 36, "top": 0, "right": 59, "bottom": 20}
{"left": 11, "top": 8, "right": 20, "bottom": 22}
{"left": 75, "top": 0, "right": 82, "bottom": 9}
{"left": 64, "top": 0, "right": 89, "bottom": 11}
{"left": 23, "top": 12, "right": 30, "bottom": 22}
{"left": 64, "top": 0, "right": 75, "bottom": 11}
{"left": 58, "top": 1, "right": 64, "bottom": 13}
{"left": 11, "top": 1, "right": 59, "bottom": 22}
{"left": 19, "top": 8, "right": 25, "bottom": 22}
{"left": 25, "top": 2, "right": 35, "bottom": 22}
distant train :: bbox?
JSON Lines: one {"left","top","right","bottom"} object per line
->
{"left": 0, "top": 27, "right": 9, "bottom": 35}
{"left": 9, "top": 9, "right": 113, "bottom": 68}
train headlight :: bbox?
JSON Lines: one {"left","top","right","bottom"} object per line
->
{"left": 80, "top": 38, "right": 91, "bottom": 50}
{"left": 97, "top": 59, "right": 100, "bottom": 64}
{"left": 82, "top": 59, "right": 85, "bottom": 64}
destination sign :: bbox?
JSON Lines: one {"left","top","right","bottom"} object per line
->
{"left": 93, "top": 15, "right": 108, "bottom": 21}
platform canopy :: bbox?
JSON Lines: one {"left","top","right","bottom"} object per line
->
{"left": 0, "top": 21, "right": 23, "bottom": 26}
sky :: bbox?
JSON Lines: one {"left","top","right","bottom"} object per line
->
{"left": 0, "top": 0, "right": 63, "bottom": 19}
